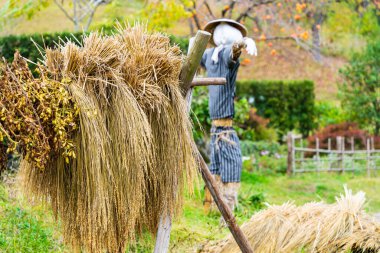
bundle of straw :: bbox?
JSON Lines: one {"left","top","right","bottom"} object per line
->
{"left": 201, "top": 186, "right": 380, "bottom": 253}
{"left": 1, "top": 25, "right": 196, "bottom": 252}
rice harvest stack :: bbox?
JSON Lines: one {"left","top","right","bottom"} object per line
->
{"left": 201, "top": 186, "right": 380, "bottom": 253}
{"left": 0, "top": 25, "right": 196, "bottom": 252}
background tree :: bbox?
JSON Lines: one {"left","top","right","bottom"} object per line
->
{"left": 339, "top": 42, "right": 380, "bottom": 135}
{"left": 142, "top": 0, "right": 379, "bottom": 62}
{"left": 0, "top": 0, "right": 112, "bottom": 32}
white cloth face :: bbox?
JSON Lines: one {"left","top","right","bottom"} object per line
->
{"left": 213, "top": 23, "right": 244, "bottom": 46}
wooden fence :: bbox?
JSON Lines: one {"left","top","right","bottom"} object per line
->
{"left": 287, "top": 133, "right": 380, "bottom": 175}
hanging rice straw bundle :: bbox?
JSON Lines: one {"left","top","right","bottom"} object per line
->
{"left": 115, "top": 25, "right": 196, "bottom": 230}
{"left": 201, "top": 186, "right": 380, "bottom": 253}
{"left": 0, "top": 24, "right": 197, "bottom": 252}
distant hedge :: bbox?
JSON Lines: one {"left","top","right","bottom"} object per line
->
{"left": 236, "top": 80, "right": 316, "bottom": 136}
{"left": 0, "top": 32, "right": 84, "bottom": 63}
{"left": 0, "top": 32, "right": 189, "bottom": 64}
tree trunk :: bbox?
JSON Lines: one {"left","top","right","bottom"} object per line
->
{"left": 188, "top": 18, "right": 195, "bottom": 36}
{"left": 311, "top": 12, "right": 324, "bottom": 62}
{"left": 73, "top": 0, "right": 79, "bottom": 32}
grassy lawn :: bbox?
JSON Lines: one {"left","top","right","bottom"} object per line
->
{"left": 0, "top": 182, "right": 66, "bottom": 252}
{"left": 1, "top": 170, "right": 378, "bottom": 252}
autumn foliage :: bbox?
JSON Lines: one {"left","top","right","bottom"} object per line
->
{"left": 308, "top": 122, "right": 380, "bottom": 150}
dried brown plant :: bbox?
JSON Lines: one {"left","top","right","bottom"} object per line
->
{"left": 201, "top": 187, "right": 380, "bottom": 253}
{"left": 14, "top": 24, "right": 196, "bottom": 253}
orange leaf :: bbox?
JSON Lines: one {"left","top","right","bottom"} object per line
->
{"left": 301, "top": 31, "right": 309, "bottom": 40}
{"left": 241, "top": 58, "right": 252, "bottom": 66}
{"left": 270, "top": 49, "right": 277, "bottom": 56}
{"left": 259, "top": 34, "right": 267, "bottom": 41}
{"left": 294, "top": 14, "right": 301, "bottom": 21}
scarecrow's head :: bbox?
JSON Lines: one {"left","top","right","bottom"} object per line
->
{"left": 204, "top": 18, "right": 248, "bottom": 47}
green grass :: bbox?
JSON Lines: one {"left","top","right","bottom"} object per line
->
{"left": 0, "top": 170, "right": 379, "bottom": 252}
{"left": 0, "top": 184, "right": 66, "bottom": 253}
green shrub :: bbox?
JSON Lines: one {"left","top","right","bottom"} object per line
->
{"left": 168, "top": 35, "right": 189, "bottom": 53}
{"left": 339, "top": 42, "right": 380, "bottom": 135}
{"left": 236, "top": 80, "right": 316, "bottom": 137}
{"left": 240, "top": 140, "right": 284, "bottom": 157}
{"left": 314, "top": 101, "right": 347, "bottom": 129}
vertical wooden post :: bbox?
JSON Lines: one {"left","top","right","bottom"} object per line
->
{"left": 328, "top": 138, "right": 332, "bottom": 171}
{"left": 342, "top": 137, "right": 345, "bottom": 173}
{"left": 371, "top": 137, "right": 377, "bottom": 176}
{"left": 316, "top": 137, "right": 320, "bottom": 173}
{"left": 287, "top": 133, "right": 293, "bottom": 176}
{"left": 367, "top": 138, "right": 371, "bottom": 177}
{"left": 337, "top": 137, "right": 343, "bottom": 172}
{"left": 328, "top": 138, "right": 331, "bottom": 151}
{"left": 351, "top": 137, "right": 355, "bottom": 173}
{"left": 300, "top": 138, "right": 304, "bottom": 171}
{"left": 153, "top": 216, "right": 172, "bottom": 253}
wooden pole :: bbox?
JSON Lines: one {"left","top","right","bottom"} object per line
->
{"left": 337, "top": 137, "right": 343, "bottom": 172}
{"left": 153, "top": 216, "right": 172, "bottom": 253}
{"left": 300, "top": 138, "right": 304, "bottom": 171}
{"left": 367, "top": 138, "right": 371, "bottom": 177}
{"left": 287, "top": 133, "right": 293, "bottom": 176}
{"left": 351, "top": 137, "right": 355, "bottom": 174}
{"left": 316, "top": 137, "right": 320, "bottom": 174}
{"left": 342, "top": 137, "right": 345, "bottom": 173}
{"left": 179, "top": 31, "right": 211, "bottom": 96}
{"left": 328, "top": 138, "right": 332, "bottom": 171}
{"left": 197, "top": 150, "right": 254, "bottom": 253}
{"left": 191, "top": 77, "right": 226, "bottom": 87}
{"left": 371, "top": 137, "right": 377, "bottom": 176}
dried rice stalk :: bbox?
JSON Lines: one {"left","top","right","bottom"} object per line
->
{"left": 15, "top": 24, "right": 196, "bottom": 252}
{"left": 201, "top": 186, "right": 380, "bottom": 253}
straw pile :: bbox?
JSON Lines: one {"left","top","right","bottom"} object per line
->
{"left": 0, "top": 25, "right": 196, "bottom": 252}
{"left": 201, "top": 186, "right": 380, "bottom": 253}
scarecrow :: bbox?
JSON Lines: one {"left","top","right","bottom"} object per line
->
{"left": 200, "top": 19, "right": 257, "bottom": 215}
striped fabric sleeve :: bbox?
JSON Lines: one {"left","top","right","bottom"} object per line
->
{"left": 200, "top": 49, "right": 208, "bottom": 68}
{"left": 222, "top": 46, "right": 234, "bottom": 67}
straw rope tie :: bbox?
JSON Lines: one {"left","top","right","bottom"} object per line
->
{"left": 211, "top": 130, "right": 237, "bottom": 150}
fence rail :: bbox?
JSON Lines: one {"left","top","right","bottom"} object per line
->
{"left": 287, "top": 133, "right": 380, "bottom": 176}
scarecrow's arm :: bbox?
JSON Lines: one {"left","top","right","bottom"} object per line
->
{"left": 232, "top": 37, "right": 258, "bottom": 61}
{"left": 232, "top": 40, "right": 245, "bottom": 61}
